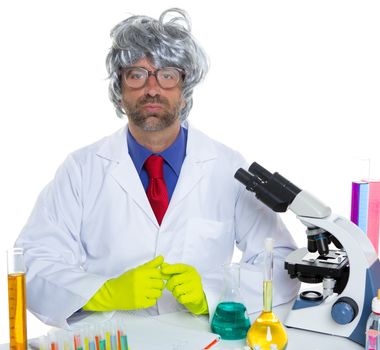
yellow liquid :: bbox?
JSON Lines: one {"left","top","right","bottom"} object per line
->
{"left": 246, "top": 311, "right": 288, "bottom": 349}
{"left": 246, "top": 281, "right": 287, "bottom": 349}
{"left": 263, "top": 280, "right": 272, "bottom": 312}
{"left": 8, "top": 273, "right": 27, "bottom": 350}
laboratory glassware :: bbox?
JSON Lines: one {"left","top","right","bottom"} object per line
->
{"left": 211, "top": 263, "right": 250, "bottom": 340}
{"left": 7, "top": 247, "right": 27, "bottom": 350}
{"left": 247, "top": 238, "right": 287, "bottom": 349}
{"left": 365, "top": 289, "right": 380, "bottom": 350}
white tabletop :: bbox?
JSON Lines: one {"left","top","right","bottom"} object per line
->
{"left": 1, "top": 302, "right": 364, "bottom": 350}
{"left": 155, "top": 302, "right": 364, "bottom": 350}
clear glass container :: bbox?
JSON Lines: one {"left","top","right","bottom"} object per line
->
{"left": 246, "top": 239, "right": 287, "bottom": 349}
{"left": 7, "top": 247, "right": 27, "bottom": 350}
{"left": 211, "top": 263, "right": 250, "bottom": 340}
{"left": 365, "top": 289, "right": 380, "bottom": 350}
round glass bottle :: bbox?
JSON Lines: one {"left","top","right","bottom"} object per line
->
{"left": 246, "top": 239, "right": 287, "bottom": 349}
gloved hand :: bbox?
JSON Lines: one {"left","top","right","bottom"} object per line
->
{"left": 161, "top": 263, "right": 209, "bottom": 315}
{"left": 83, "top": 255, "right": 166, "bottom": 311}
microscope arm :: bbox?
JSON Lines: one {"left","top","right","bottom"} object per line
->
{"left": 235, "top": 162, "right": 336, "bottom": 255}
{"left": 288, "top": 190, "right": 331, "bottom": 220}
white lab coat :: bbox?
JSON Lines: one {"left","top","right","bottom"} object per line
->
{"left": 16, "top": 122, "right": 299, "bottom": 328}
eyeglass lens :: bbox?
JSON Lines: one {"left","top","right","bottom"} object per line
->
{"left": 124, "top": 67, "right": 181, "bottom": 89}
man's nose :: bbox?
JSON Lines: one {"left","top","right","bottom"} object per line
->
{"left": 144, "top": 74, "right": 161, "bottom": 96}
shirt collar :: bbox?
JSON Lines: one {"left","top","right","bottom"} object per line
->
{"left": 127, "top": 126, "right": 187, "bottom": 176}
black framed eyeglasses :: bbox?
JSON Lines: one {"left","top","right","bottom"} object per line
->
{"left": 122, "top": 67, "right": 185, "bottom": 89}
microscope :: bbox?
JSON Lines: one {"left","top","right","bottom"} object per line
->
{"left": 235, "top": 162, "right": 380, "bottom": 346}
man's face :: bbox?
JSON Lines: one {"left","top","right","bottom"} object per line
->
{"left": 120, "top": 58, "right": 185, "bottom": 132}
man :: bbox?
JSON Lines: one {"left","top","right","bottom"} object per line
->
{"left": 16, "top": 8, "right": 299, "bottom": 328}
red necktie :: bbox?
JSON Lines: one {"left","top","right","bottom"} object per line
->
{"left": 144, "top": 155, "right": 169, "bottom": 225}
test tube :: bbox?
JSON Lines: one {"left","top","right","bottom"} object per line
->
{"left": 38, "top": 335, "right": 49, "bottom": 350}
{"left": 116, "top": 320, "right": 128, "bottom": 350}
{"left": 74, "top": 334, "right": 83, "bottom": 350}
{"left": 7, "top": 247, "right": 28, "bottom": 350}
{"left": 47, "top": 331, "right": 59, "bottom": 350}
{"left": 88, "top": 327, "right": 96, "bottom": 350}
{"left": 263, "top": 238, "right": 274, "bottom": 312}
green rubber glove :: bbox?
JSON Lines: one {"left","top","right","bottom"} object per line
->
{"left": 83, "top": 256, "right": 166, "bottom": 311}
{"left": 161, "top": 263, "right": 209, "bottom": 315}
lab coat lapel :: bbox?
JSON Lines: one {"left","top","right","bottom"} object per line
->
{"left": 111, "top": 159, "right": 157, "bottom": 224}
{"left": 96, "top": 127, "right": 158, "bottom": 226}
{"left": 168, "top": 125, "right": 217, "bottom": 210}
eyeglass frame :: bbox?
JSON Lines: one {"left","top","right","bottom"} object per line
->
{"left": 121, "top": 66, "right": 186, "bottom": 89}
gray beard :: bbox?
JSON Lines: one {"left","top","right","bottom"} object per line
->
{"left": 125, "top": 95, "right": 182, "bottom": 131}
{"left": 128, "top": 110, "right": 179, "bottom": 131}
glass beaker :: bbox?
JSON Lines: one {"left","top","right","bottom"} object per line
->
{"left": 211, "top": 263, "right": 250, "bottom": 340}
{"left": 246, "top": 238, "right": 287, "bottom": 350}
{"left": 7, "top": 247, "right": 28, "bottom": 350}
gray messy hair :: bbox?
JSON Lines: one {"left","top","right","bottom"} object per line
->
{"left": 106, "top": 8, "right": 209, "bottom": 121}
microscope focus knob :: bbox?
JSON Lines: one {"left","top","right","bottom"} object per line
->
{"left": 331, "top": 297, "right": 359, "bottom": 324}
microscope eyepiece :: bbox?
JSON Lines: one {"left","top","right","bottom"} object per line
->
{"left": 234, "top": 162, "right": 302, "bottom": 212}
{"left": 248, "top": 162, "right": 272, "bottom": 182}
{"left": 234, "top": 168, "right": 257, "bottom": 192}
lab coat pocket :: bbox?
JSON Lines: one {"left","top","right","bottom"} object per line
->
{"left": 183, "top": 218, "right": 234, "bottom": 272}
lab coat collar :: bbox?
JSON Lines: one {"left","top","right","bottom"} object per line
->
{"left": 95, "top": 126, "right": 129, "bottom": 162}
{"left": 95, "top": 121, "right": 218, "bottom": 227}
{"left": 95, "top": 121, "right": 217, "bottom": 163}
{"left": 183, "top": 120, "right": 217, "bottom": 163}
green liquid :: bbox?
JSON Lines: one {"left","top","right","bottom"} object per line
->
{"left": 211, "top": 302, "right": 251, "bottom": 340}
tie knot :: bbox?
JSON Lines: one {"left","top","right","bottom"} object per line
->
{"left": 144, "top": 155, "right": 164, "bottom": 179}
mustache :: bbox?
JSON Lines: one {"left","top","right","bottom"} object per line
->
{"left": 137, "top": 95, "right": 169, "bottom": 107}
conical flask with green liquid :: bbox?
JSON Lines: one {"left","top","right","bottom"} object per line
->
{"left": 246, "top": 238, "right": 288, "bottom": 349}
{"left": 211, "top": 263, "right": 251, "bottom": 340}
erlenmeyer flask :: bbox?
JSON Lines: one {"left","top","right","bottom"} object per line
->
{"left": 211, "top": 263, "right": 250, "bottom": 340}
{"left": 246, "top": 238, "right": 288, "bottom": 349}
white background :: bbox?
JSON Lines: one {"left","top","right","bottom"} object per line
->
{"left": 0, "top": 0, "right": 379, "bottom": 344}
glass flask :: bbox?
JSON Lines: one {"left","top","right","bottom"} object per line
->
{"left": 247, "top": 238, "right": 288, "bottom": 350}
{"left": 211, "top": 263, "right": 251, "bottom": 340}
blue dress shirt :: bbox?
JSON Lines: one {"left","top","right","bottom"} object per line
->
{"left": 127, "top": 127, "right": 188, "bottom": 201}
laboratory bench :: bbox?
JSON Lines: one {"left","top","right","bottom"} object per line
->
{"left": 154, "top": 302, "right": 364, "bottom": 349}
{"left": 1, "top": 301, "right": 364, "bottom": 350}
